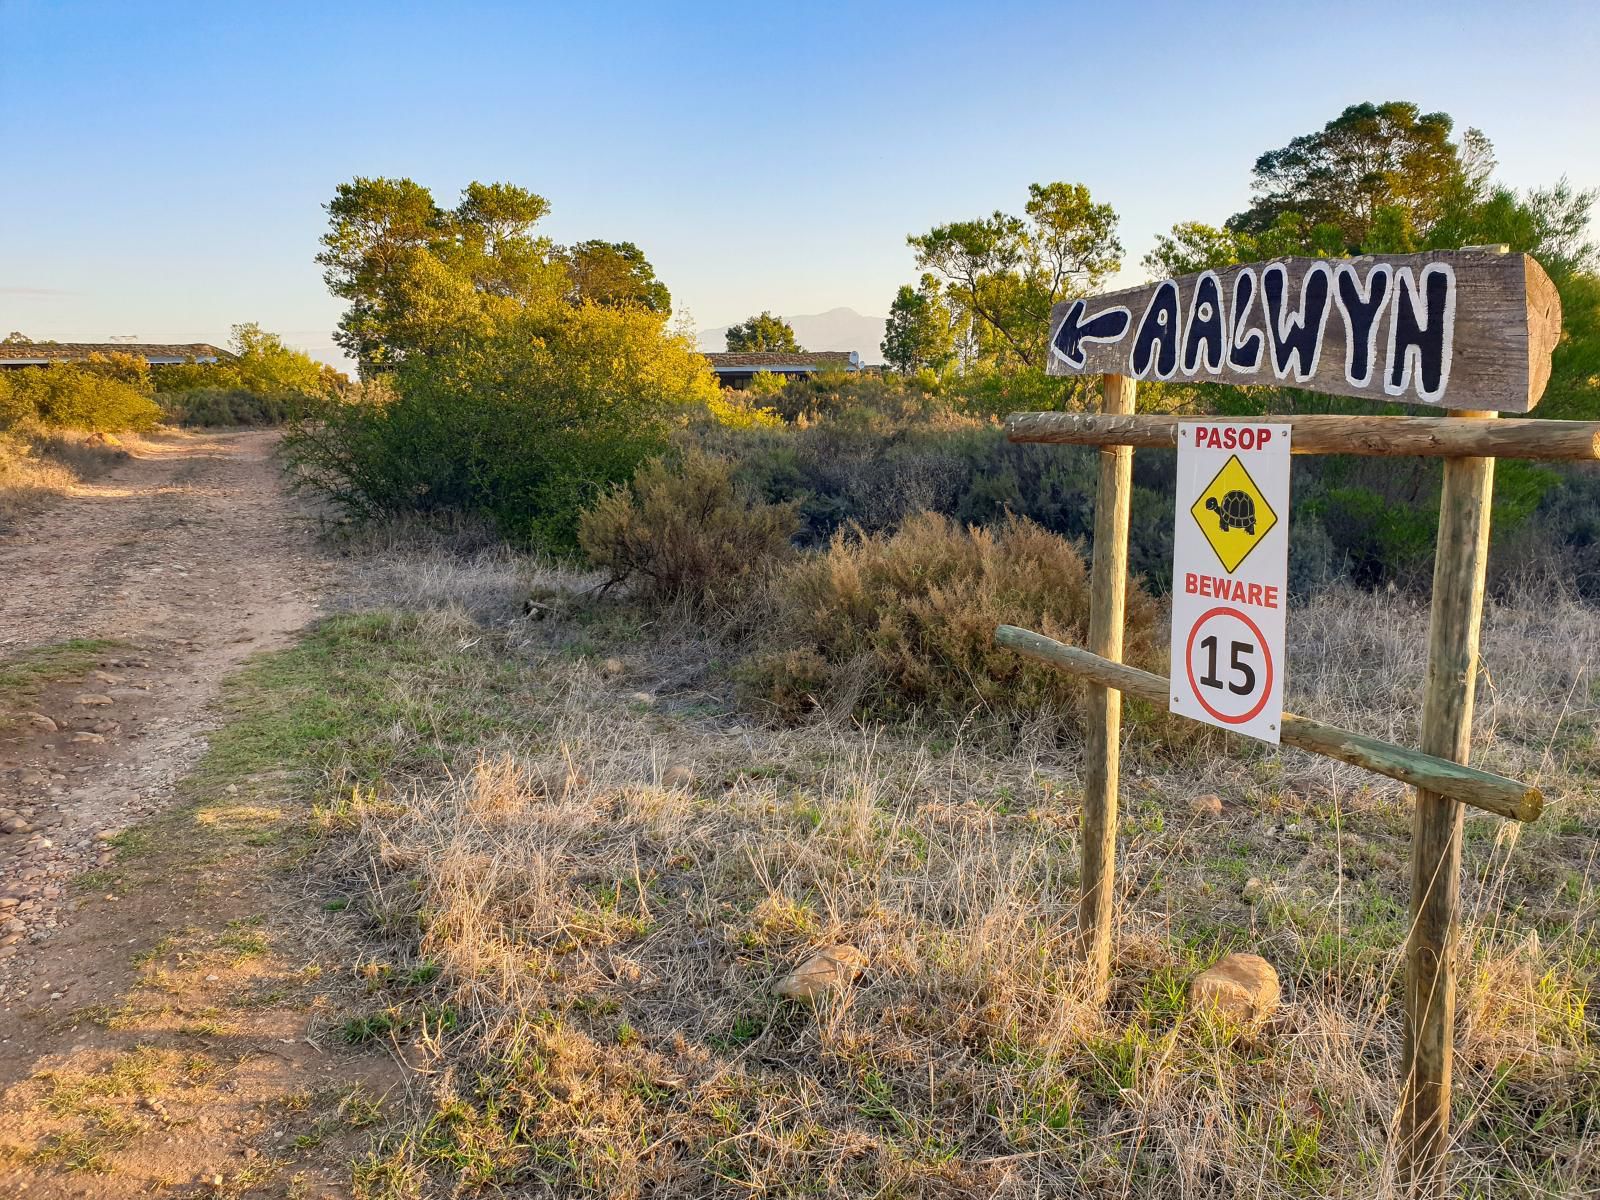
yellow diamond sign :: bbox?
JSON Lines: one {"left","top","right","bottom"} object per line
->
{"left": 1190, "top": 454, "right": 1277, "bottom": 573}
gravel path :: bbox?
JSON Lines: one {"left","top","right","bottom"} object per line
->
{"left": 0, "top": 429, "right": 328, "bottom": 980}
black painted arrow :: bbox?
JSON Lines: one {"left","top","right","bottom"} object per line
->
{"left": 1051, "top": 299, "right": 1132, "bottom": 368}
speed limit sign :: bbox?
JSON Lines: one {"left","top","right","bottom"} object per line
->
{"left": 1169, "top": 421, "right": 1290, "bottom": 743}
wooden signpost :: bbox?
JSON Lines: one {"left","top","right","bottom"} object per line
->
{"left": 1045, "top": 248, "right": 1562, "bottom": 412}
{"left": 995, "top": 248, "right": 1594, "bottom": 1197}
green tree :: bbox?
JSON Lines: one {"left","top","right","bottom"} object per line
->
{"left": 881, "top": 277, "right": 955, "bottom": 373}
{"left": 317, "top": 177, "right": 563, "bottom": 376}
{"left": 1228, "top": 101, "right": 1475, "bottom": 250}
{"left": 230, "top": 323, "right": 341, "bottom": 398}
{"left": 1429, "top": 179, "right": 1598, "bottom": 279}
{"left": 725, "top": 311, "right": 800, "bottom": 352}
{"left": 908, "top": 181, "right": 1120, "bottom": 368}
{"left": 1424, "top": 176, "right": 1598, "bottom": 419}
{"left": 1142, "top": 222, "right": 1253, "bottom": 277}
{"left": 282, "top": 302, "right": 719, "bottom": 549}
{"left": 1361, "top": 205, "right": 1419, "bottom": 254}
{"left": 317, "top": 177, "right": 443, "bottom": 374}
{"left": 1157, "top": 99, "right": 1599, "bottom": 421}
{"left": 564, "top": 241, "right": 671, "bottom": 313}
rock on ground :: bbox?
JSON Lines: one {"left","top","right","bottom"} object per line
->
{"left": 1189, "top": 793, "right": 1224, "bottom": 817}
{"left": 774, "top": 944, "right": 868, "bottom": 1003}
{"left": 661, "top": 764, "right": 696, "bottom": 790}
{"left": 1190, "top": 952, "right": 1281, "bottom": 1023}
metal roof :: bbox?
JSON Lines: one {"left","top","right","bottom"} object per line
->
{"left": 0, "top": 342, "right": 234, "bottom": 366}
{"left": 704, "top": 350, "right": 860, "bottom": 372}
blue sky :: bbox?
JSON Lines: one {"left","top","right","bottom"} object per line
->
{"left": 3, "top": 0, "right": 1597, "bottom": 367}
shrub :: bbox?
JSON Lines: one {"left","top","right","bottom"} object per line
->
{"left": 158, "top": 387, "right": 299, "bottom": 427}
{"left": 1493, "top": 461, "right": 1600, "bottom": 597}
{"left": 77, "top": 351, "right": 154, "bottom": 391}
{"left": 747, "top": 370, "right": 787, "bottom": 398}
{"left": 153, "top": 324, "right": 344, "bottom": 427}
{"left": 0, "top": 376, "right": 31, "bottom": 431}
{"left": 0, "top": 365, "right": 161, "bottom": 433}
{"left": 579, "top": 451, "right": 800, "bottom": 612}
{"left": 281, "top": 303, "right": 719, "bottom": 551}
{"left": 702, "top": 391, "right": 782, "bottom": 430}
{"left": 697, "top": 409, "right": 1590, "bottom": 597}
{"left": 739, "top": 512, "right": 1161, "bottom": 729}
{"left": 950, "top": 363, "right": 1084, "bottom": 417}
{"left": 707, "top": 419, "right": 1181, "bottom": 580}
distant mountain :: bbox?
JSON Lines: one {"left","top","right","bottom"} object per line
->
{"left": 698, "top": 307, "right": 887, "bottom": 364}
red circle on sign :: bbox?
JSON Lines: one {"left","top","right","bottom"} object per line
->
{"left": 1183, "top": 606, "right": 1275, "bottom": 725}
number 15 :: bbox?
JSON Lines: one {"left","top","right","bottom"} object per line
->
{"left": 1198, "top": 636, "right": 1256, "bottom": 695}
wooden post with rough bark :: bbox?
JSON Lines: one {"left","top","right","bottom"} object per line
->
{"left": 1401, "top": 410, "right": 1498, "bottom": 1197}
{"left": 1079, "top": 373, "right": 1136, "bottom": 992}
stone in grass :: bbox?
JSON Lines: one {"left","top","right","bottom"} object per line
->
{"left": 73, "top": 694, "right": 114, "bottom": 707}
{"left": 774, "top": 944, "right": 868, "bottom": 1004}
{"left": 661, "top": 764, "right": 696, "bottom": 790}
{"left": 24, "top": 713, "right": 57, "bottom": 733}
{"left": 600, "top": 657, "right": 626, "bottom": 678}
{"left": 1189, "top": 793, "right": 1224, "bottom": 818}
{"left": 1190, "top": 953, "right": 1281, "bottom": 1024}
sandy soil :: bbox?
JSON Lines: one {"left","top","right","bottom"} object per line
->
{"left": 0, "top": 430, "right": 325, "bottom": 974}
{"left": 0, "top": 431, "right": 396, "bottom": 1198}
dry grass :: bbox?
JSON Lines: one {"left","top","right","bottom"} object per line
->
{"left": 741, "top": 512, "right": 1164, "bottom": 734}
{"left": 290, "top": 546, "right": 1600, "bottom": 1198}
{"left": 0, "top": 428, "right": 138, "bottom": 527}
{"left": 578, "top": 450, "right": 800, "bottom": 611}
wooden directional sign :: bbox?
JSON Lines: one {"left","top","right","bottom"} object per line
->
{"left": 1047, "top": 249, "right": 1561, "bottom": 413}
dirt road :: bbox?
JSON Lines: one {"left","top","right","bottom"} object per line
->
{"left": 1, "top": 428, "right": 320, "bottom": 654}
{"left": 0, "top": 431, "right": 384, "bottom": 1198}
{"left": 0, "top": 431, "right": 326, "bottom": 973}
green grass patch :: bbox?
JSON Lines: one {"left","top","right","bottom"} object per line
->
{"left": 29, "top": 1108, "right": 143, "bottom": 1174}
{"left": 341, "top": 1009, "right": 404, "bottom": 1045}
{"left": 39, "top": 1046, "right": 173, "bottom": 1116}
{"left": 0, "top": 637, "right": 122, "bottom": 720}
{"left": 186, "top": 612, "right": 538, "bottom": 810}
{"left": 220, "top": 917, "right": 270, "bottom": 961}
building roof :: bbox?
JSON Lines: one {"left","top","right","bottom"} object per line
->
{"left": 704, "top": 350, "right": 860, "bottom": 372}
{"left": 0, "top": 342, "right": 235, "bottom": 366}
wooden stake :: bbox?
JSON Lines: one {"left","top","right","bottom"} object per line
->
{"left": 1401, "top": 410, "right": 1498, "bottom": 1197}
{"left": 1079, "top": 373, "right": 1136, "bottom": 992}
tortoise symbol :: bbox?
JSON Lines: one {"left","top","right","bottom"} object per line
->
{"left": 1207, "top": 490, "right": 1256, "bottom": 535}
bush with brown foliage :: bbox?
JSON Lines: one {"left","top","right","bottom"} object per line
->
{"left": 578, "top": 451, "right": 800, "bottom": 612}
{"left": 740, "top": 511, "right": 1161, "bottom": 729}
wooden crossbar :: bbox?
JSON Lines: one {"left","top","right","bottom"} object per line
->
{"left": 1005, "top": 411, "right": 1600, "bottom": 460}
{"left": 995, "top": 625, "right": 1542, "bottom": 823}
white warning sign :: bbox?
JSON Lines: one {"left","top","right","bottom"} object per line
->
{"left": 1170, "top": 422, "right": 1291, "bottom": 743}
